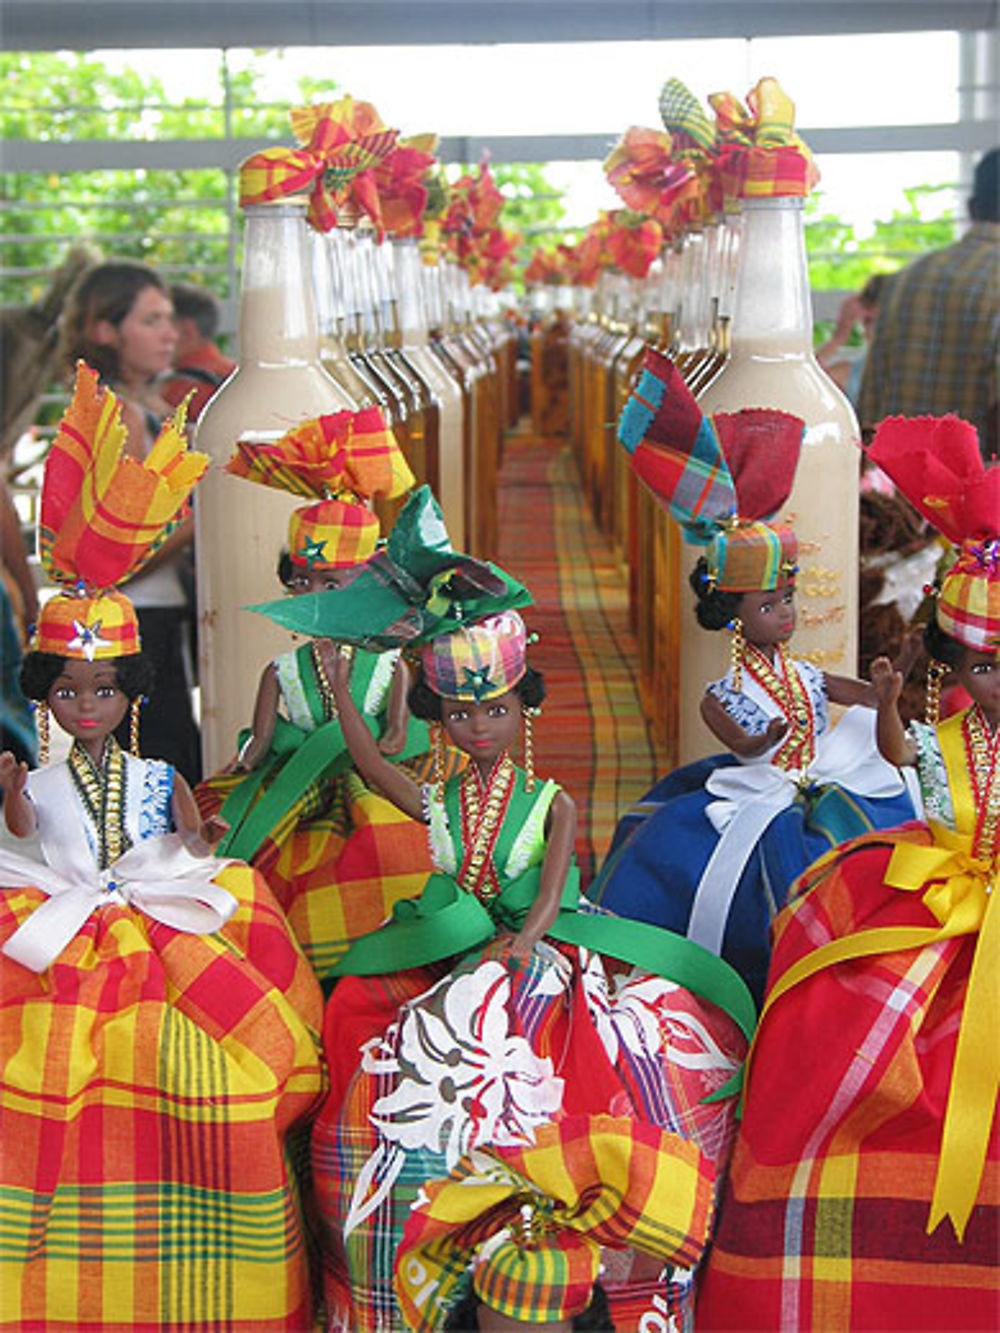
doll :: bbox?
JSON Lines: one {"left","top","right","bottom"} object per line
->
{"left": 697, "top": 414, "right": 999, "bottom": 1330}
{"left": 394, "top": 1115, "right": 716, "bottom": 1333}
{"left": 589, "top": 348, "right": 917, "bottom": 1005}
{"left": 0, "top": 365, "right": 325, "bottom": 1331}
{"left": 256, "top": 524, "right": 757, "bottom": 1333}
{"left": 194, "top": 407, "right": 445, "bottom": 981}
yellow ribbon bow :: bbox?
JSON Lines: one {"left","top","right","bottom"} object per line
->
{"left": 884, "top": 828, "right": 998, "bottom": 1241}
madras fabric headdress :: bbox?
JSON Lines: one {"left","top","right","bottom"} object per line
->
{"left": 226, "top": 406, "right": 413, "bottom": 571}
{"left": 36, "top": 362, "right": 208, "bottom": 661}
{"left": 710, "top": 77, "right": 819, "bottom": 204}
{"left": 239, "top": 96, "right": 399, "bottom": 235}
{"left": 619, "top": 346, "right": 804, "bottom": 592}
{"left": 394, "top": 1114, "right": 716, "bottom": 1331}
{"left": 248, "top": 484, "right": 532, "bottom": 649}
{"left": 422, "top": 612, "right": 527, "bottom": 704}
{"left": 867, "top": 415, "right": 1000, "bottom": 652}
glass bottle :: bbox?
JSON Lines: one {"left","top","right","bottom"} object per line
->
{"left": 194, "top": 197, "right": 357, "bottom": 772}
{"left": 674, "top": 195, "right": 860, "bottom": 762}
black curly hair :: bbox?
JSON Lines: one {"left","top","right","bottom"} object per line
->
{"left": 688, "top": 557, "right": 743, "bottom": 632}
{"left": 441, "top": 1279, "right": 614, "bottom": 1331}
{"left": 408, "top": 663, "right": 546, "bottom": 721}
{"left": 20, "top": 651, "right": 155, "bottom": 704}
{"left": 276, "top": 549, "right": 296, "bottom": 588}
{"left": 923, "top": 611, "right": 967, "bottom": 671}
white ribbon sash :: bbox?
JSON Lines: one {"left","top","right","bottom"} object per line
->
{"left": 0, "top": 833, "right": 238, "bottom": 973}
{"left": 688, "top": 706, "right": 911, "bottom": 955}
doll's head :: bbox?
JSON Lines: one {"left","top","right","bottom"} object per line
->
{"left": 689, "top": 558, "right": 796, "bottom": 648}
{"left": 924, "top": 609, "right": 1000, "bottom": 726}
{"left": 276, "top": 548, "right": 358, "bottom": 595}
{"left": 21, "top": 650, "right": 154, "bottom": 760}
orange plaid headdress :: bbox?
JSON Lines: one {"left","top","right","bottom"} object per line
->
{"left": 34, "top": 363, "right": 208, "bottom": 660}
{"left": 226, "top": 406, "right": 414, "bottom": 570}
{"left": 394, "top": 1114, "right": 716, "bottom": 1330}
{"left": 867, "top": 415, "right": 1000, "bottom": 652}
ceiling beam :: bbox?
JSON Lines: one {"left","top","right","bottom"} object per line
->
{"left": 2, "top": 122, "right": 995, "bottom": 174}
{"left": 2, "top": 0, "right": 997, "bottom": 51}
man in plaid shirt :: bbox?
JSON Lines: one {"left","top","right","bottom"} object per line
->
{"left": 858, "top": 147, "right": 999, "bottom": 457}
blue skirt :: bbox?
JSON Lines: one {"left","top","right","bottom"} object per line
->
{"left": 587, "top": 756, "right": 917, "bottom": 1007}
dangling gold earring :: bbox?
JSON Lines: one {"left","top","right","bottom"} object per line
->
{"left": 129, "top": 696, "right": 143, "bottom": 756}
{"left": 36, "top": 701, "right": 50, "bottom": 766}
{"left": 925, "top": 660, "right": 946, "bottom": 727}
{"left": 522, "top": 707, "right": 537, "bottom": 793}
{"left": 728, "top": 617, "right": 744, "bottom": 691}
{"left": 431, "top": 720, "right": 447, "bottom": 803}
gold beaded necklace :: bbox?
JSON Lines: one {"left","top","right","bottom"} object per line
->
{"left": 741, "top": 642, "right": 816, "bottom": 771}
{"left": 68, "top": 737, "right": 132, "bottom": 871}
{"left": 964, "top": 706, "right": 1000, "bottom": 860}
{"left": 310, "top": 640, "right": 353, "bottom": 721}
{"left": 458, "top": 752, "right": 516, "bottom": 902}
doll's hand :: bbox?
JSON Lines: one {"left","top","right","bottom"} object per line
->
{"left": 764, "top": 716, "right": 789, "bottom": 747}
{"left": 0, "top": 751, "right": 28, "bottom": 796}
{"left": 870, "top": 656, "right": 903, "bottom": 707}
{"left": 377, "top": 724, "right": 407, "bottom": 756}
{"left": 200, "top": 815, "right": 230, "bottom": 847}
{"left": 497, "top": 930, "right": 537, "bottom": 962}
{"left": 331, "top": 645, "right": 353, "bottom": 694}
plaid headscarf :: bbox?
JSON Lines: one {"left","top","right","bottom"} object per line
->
{"left": 226, "top": 405, "right": 413, "bottom": 571}
{"left": 35, "top": 363, "right": 208, "bottom": 659}
{"left": 867, "top": 415, "right": 1000, "bottom": 651}
{"left": 394, "top": 1114, "right": 716, "bottom": 1330}
{"left": 618, "top": 346, "right": 803, "bottom": 591}
{"left": 421, "top": 611, "right": 528, "bottom": 703}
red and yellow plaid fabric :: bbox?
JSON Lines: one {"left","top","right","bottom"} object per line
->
{"left": 0, "top": 861, "right": 325, "bottom": 1330}
{"left": 421, "top": 612, "right": 528, "bottom": 703}
{"left": 227, "top": 406, "right": 412, "bottom": 503}
{"left": 39, "top": 362, "right": 207, "bottom": 592}
{"left": 35, "top": 587, "right": 140, "bottom": 660}
{"left": 373, "top": 134, "right": 438, "bottom": 239}
{"left": 292, "top": 98, "right": 399, "bottom": 236}
{"left": 711, "top": 78, "right": 819, "bottom": 202}
{"left": 604, "top": 212, "right": 665, "bottom": 280}
{"left": 710, "top": 520, "right": 798, "bottom": 593}
{"left": 697, "top": 825, "right": 999, "bottom": 1331}
{"left": 395, "top": 1114, "right": 716, "bottom": 1330}
{"left": 287, "top": 499, "right": 378, "bottom": 570}
{"left": 939, "top": 545, "right": 1000, "bottom": 650}
{"left": 238, "top": 145, "right": 334, "bottom": 225}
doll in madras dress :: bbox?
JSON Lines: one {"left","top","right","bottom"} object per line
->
{"left": 254, "top": 536, "right": 758, "bottom": 1333}
{"left": 589, "top": 348, "right": 917, "bottom": 1005}
{"left": 195, "top": 407, "right": 444, "bottom": 982}
{"left": 0, "top": 364, "right": 325, "bottom": 1332}
{"left": 697, "top": 414, "right": 1000, "bottom": 1331}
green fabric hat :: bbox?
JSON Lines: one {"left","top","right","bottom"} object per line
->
{"left": 247, "top": 485, "right": 533, "bottom": 649}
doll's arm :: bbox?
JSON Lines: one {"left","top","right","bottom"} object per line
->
{"left": 0, "top": 752, "right": 36, "bottom": 838}
{"left": 378, "top": 655, "right": 411, "bottom": 757}
{"left": 171, "top": 773, "right": 229, "bottom": 856}
{"left": 870, "top": 656, "right": 916, "bottom": 767}
{"left": 826, "top": 630, "right": 924, "bottom": 708}
{"left": 700, "top": 692, "right": 788, "bottom": 758}
{"left": 505, "top": 790, "right": 577, "bottom": 959}
{"left": 330, "top": 649, "right": 425, "bottom": 821}
{"left": 232, "top": 664, "right": 280, "bottom": 772}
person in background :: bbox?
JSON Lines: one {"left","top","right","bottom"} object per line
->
{"left": 0, "top": 480, "right": 38, "bottom": 773}
{"left": 816, "top": 272, "right": 886, "bottom": 407}
{"left": 161, "top": 282, "right": 236, "bottom": 423}
{"left": 57, "top": 261, "right": 202, "bottom": 783}
{"left": 858, "top": 146, "right": 1000, "bottom": 456}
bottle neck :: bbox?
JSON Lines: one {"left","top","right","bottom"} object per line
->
{"left": 238, "top": 204, "right": 321, "bottom": 363}
{"left": 393, "top": 238, "right": 430, "bottom": 345}
{"left": 730, "top": 198, "right": 813, "bottom": 355}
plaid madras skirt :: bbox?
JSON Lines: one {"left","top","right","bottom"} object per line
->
{"left": 697, "top": 825, "right": 999, "bottom": 1331}
{"left": 197, "top": 760, "right": 445, "bottom": 981}
{"left": 312, "top": 935, "right": 746, "bottom": 1332}
{"left": 0, "top": 862, "right": 326, "bottom": 1331}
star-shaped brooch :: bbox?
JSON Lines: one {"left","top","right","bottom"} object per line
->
{"left": 67, "top": 618, "right": 112, "bottom": 662}
{"left": 462, "top": 664, "right": 496, "bottom": 702}
{"left": 297, "top": 537, "right": 328, "bottom": 570}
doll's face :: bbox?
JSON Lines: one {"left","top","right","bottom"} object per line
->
{"left": 440, "top": 689, "right": 522, "bottom": 768}
{"left": 48, "top": 659, "right": 129, "bottom": 746}
{"left": 738, "top": 581, "right": 796, "bottom": 648}
{"left": 285, "top": 566, "right": 352, "bottom": 596}
{"left": 955, "top": 647, "right": 1000, "bottom": 726}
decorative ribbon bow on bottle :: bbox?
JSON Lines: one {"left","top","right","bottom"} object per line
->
{"left": 709, "top": 77, "right": 819, "bottom": 203}
{"left": 239, "top": 96, "right": 399, "bottom": 235}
